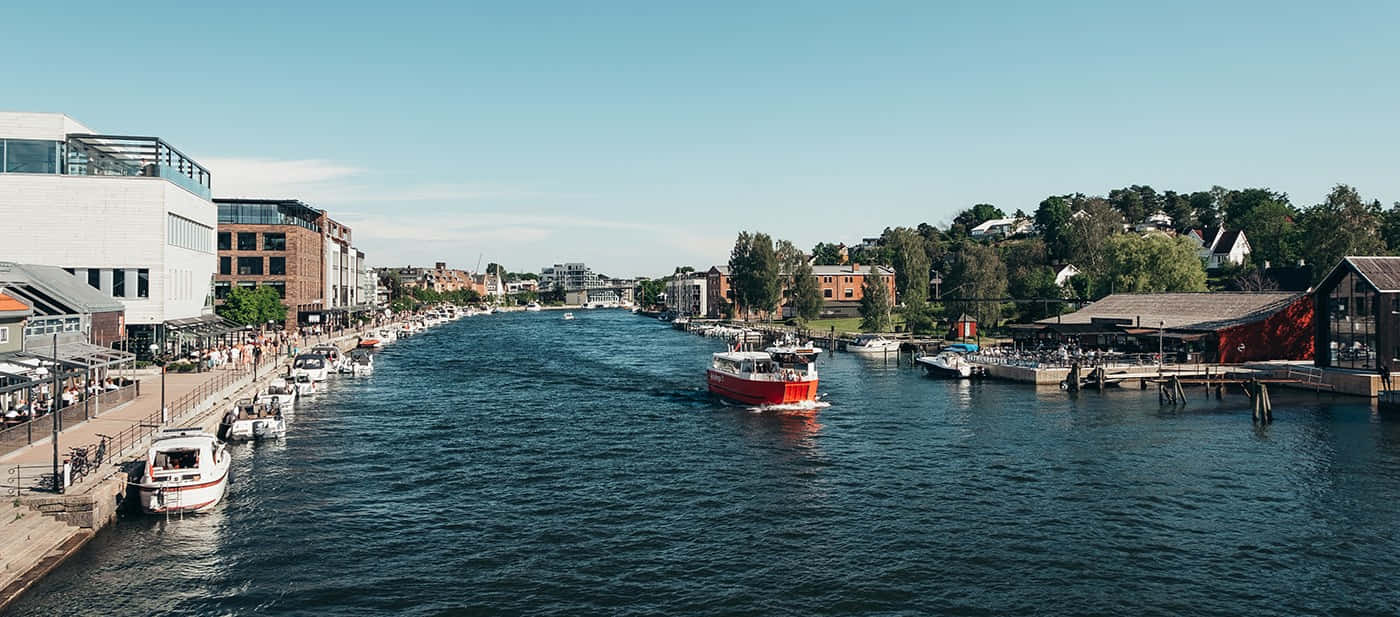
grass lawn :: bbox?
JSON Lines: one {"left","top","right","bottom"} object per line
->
{"left": 803, "top": 316, "right": 905, "bottom": 334}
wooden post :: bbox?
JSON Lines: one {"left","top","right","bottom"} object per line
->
{"left": 1260, "top": 382, "right": 1272, "bottom": 422}
{"left": 1068, "top": 363, "right": 1081, "bottom": 393}
{"left": 1096, "top": 367, "right": 1105, "bottom": 392}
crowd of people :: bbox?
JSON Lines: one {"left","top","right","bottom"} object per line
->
{"left": 3, "top": 374, "right": 136, "bottom": 426}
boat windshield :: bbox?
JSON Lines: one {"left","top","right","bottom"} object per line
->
{"left": 153, "top": 448, "right": 199, "bottom": 470}
{"left": 294, "top": 356, "right": 325, "bottom": 369}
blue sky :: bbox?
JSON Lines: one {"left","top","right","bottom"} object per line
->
{"left": 5, "top": 1, "right": 1398, "bottom": 276}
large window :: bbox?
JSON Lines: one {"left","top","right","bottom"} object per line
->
{"left": 218, "top": 232, "right": 231, "bottom": 251}
{"left": 2, "top": 139, "right": 60, "bottom": 174}
{"left": 237, "top": 232, "right": 257, "bottom": 251}
{"left": 113, "top": 270, "right": 126, "bottom": 297}
{"left": 1330, "top": 271, "right": 1377, "bottom": 370}
{"left": 237, "top": 257, "right": 263, "bottom": 275}
{"left": 220, "top": 256, "right": 232, "bottom": 275}
{"left": 266, "top": 281, "right": 286, "bottom": 298}
{"left": 269, "top": 257, "right": 286, "bottom": 275}
{"left": 264, "top": 233, "right": 286, "bottom": 251}
{"left": 137, "top": 269, "right": 149, "bottom": 298}
{"left": 167, "top": 214, "right": 213, "bottom": 253}
{"left": 87, "top": 269, "right": 100, "bottom": 289}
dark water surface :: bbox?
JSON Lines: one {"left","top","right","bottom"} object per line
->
{"left": 9, "top": 310, "right": 1400, "bottom": 616}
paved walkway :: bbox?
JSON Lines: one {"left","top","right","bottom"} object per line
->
{"left": 1, "top": 360, "right": 283, "bottom": 466}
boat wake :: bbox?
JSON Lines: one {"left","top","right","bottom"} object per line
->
{"left": 747, "top": 399, "right": 831, "bottom": 413}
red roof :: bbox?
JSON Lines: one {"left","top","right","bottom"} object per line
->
{"left": 0, "top": 293, "right": 30, "bottom": 313}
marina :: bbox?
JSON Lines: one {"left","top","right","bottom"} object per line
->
{"left": 5, "top": 310, "right": 1400, "bottom": 616}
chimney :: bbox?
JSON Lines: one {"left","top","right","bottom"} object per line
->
{"left": 852, "top": 262, "right": 860, "bottom": 273}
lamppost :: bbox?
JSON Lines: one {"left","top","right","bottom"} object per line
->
{"left": 1158, "top": 320, "right": 1166, "bottom": 374}
{"left": 149, "top": 343, "right": 167, "bottom": 424}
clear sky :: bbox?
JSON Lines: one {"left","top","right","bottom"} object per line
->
{"left": 5, "top": 1, "right": 1398, "bottom": 277}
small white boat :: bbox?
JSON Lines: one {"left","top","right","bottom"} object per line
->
{"left": 845, "top": 334, "right": 902, "bottom": 355}
{"left": 562, "top": 312, "right": 575, "bottom": 320}
{"left": 137, "top": 428, "right": 230, "bottom": 514}
{"left": 294, "top": 353, "right": 329, "bottom": 382}
{"left": 350, "top": 350, "right": 374, "bottom": 376}
{"left": 525, "top": 302, "right": 542, "bottom": 312}
{"left": 291, "top": 371, "right": 317, "bottom": 396}
{"left": 222, "top": 398, "right": 286, "bottom": 441}
{"left": 258, "top": 378, "right": 297, "bottom": 412}
{"left": 916, "top": 351, "right": 973, "bottom": 378}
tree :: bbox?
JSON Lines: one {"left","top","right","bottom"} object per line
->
{"left": 1098, "top": 234, "right": 1208, "bottom": 294}
{"left": 519, "top": 272, "right": 539, "bottom": 281}
{"left": 859, "top": 270, "right": 892, "bottom": 332}
{"left": 1382, "top": 203, "right": 1400, "bottom": 253}
{"left": 1108, "top": 185, "right": 1160, "bottom": 223}
{"left": 1189, "top": 191, "right": 1219, "bottom": 229}
{"left": 1035, "top": 196, "right": 1073, "bottom": 262}
{"left": 637, "top": 278, "right": 665, "bottom": 308}
{"left": 778, "top": 240, "right": 822, "bottom": 323}
{"left": 1161, "top": 190, "right": 1197, "bottom": 232}
{"left": 886, "top": 227, "right": 930, "bottom": 304}
{"left": 217, "top": 285, "right": 287, "bottom": 326}
{"left": 1297, "top": 184, "right": 1386, "bottom": 280}
{"left": 378, "top": 270, "right": 404, "bottom": 299}
{"left": 728, "top": 232, "right": 781, "bottom": 320}
{"left": 952, "top": 203, "right": 1006, "bottom": 234}
{"left": 1066, "top": 198, "right": 1124, "bottom": 297}
{"left": 943, "top": 243, "right": 1007, "bottom": 328}
{"left": 673, "top": 265, "right": 696, "bottom": 275}
{"left": 1219, "top": 188, "right": 1299, "bottom": 269}
{"left": 810, "top": 242, "right": 845, "bottom": 265}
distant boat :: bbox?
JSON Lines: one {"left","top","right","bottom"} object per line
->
{"left": 222, "top": 397, "right": 286, "bottom": 441}
{"left": 845, "top": 335, "right": 901, "bottom": 355}
{"left": 916, "top": 351, "right": 973, "bottom": 378}
{"left": 562, "top": 312, "right": 575, "bottom": 320}
{"left": 525, "top": 302, "right": 542, "bottom": 312}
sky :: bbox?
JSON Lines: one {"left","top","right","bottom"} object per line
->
{"left": 4, "top": 1, "right": 1399, "bottom": 277}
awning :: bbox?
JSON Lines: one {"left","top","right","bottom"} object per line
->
{"left": 16, "top": 341, "right": 135, "bottom": 369}
{"left": 165, "top": 314, "right": 245, "bottom": 341}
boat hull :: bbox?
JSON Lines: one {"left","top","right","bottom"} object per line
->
{"left": 138, "top": 471, "right": 229, "bottom": 514}
{"left": 707, "top": 369, "right": 818, "bottom": 405}
{"left": 917, "top": 359, "right": 971, "bottom": 378}
{"left": 227, "top": 418, "right": 286, "bottom": 440}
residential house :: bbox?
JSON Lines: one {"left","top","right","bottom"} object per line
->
{"left": 1187, "top": 227, "right": 1251, "bottom": 269}
{"left": 970, "top": 217, "right": 1034, "bottom": 239}
{"left": 705, "top": 263, "right": 897, "bottom": 319}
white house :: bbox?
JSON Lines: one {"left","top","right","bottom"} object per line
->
{"left": 0, "top": 111, "right": 218, "bottom": 350}
{"left": 1186, "top": 227, "right": 1251, "bottom": 269}
{"left": 970, "top": 217, "right": 1033, "bottom": 238}
{"left": 1134, "top": 210, "right": 1174, "bottom": 232}
{"left": 1054, "top": 264, "right": 1080, "bottom": 287}
{"left": 665, "top": 274, "right": 707, "bottom": 316}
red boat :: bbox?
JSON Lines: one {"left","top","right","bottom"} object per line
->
{"left": 707, "top": 349, "right": 819, "bottom": 405}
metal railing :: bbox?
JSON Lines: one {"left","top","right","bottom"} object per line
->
{"left": 0, "top": 384, "right": 140, "bottom": 458}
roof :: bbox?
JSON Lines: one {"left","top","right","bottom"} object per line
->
{"left": 810, "top": 264, "right": 895, "bottom": 275}
{"left": 1036, "top": 292, "right": 1304, "bottom": 332}
{"left": 714, "top": 351, "right": 776, "bottom": 361}
{"left": 0, "top": 292, "right": 31, "bottom": 318}
{"left": 1320, "top": 256, "right": 1400, "bottom": 293}
{"left": 970, "top": 218, "right": 1018, "bottom": 234}
{"left": 1212, "top": 230, "right": 1243, "bottom": 255}
{"left": 0, "top": 262, "right": 126, "bottom": 315}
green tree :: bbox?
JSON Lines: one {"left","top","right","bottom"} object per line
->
{"left": 1190, "top": 191, "right": 1219, "bottom": 229}
{"left": 810, "top": 242, "right": 845, "bottom": 265}
{"left": 859, "top": 270, "right": 892, "bottom": 332}
{"left": 217, "top": 285, "right": 287, "bottom": 326}
{"left": 952, "top": 203, "right": 1006, "bottom": 235}
{"left": 728, "top": 232, "right": 781, "bottom": 320}
{"left": 1098, "top": 234, "right": 1208, "bottom": 294}
{"left": 1382, "top": 202, "right": 1400, "bottom": 252}
{"left": 887, "top": 227, "right": 930, "bottom": 304}
{"left": 778, "top": 240, "right": 822, "bottom": 323}
{"left": 637, "top": 278, "right": 665, "bottom": 307}
{"left": 1108, "top": 185, "right": 1160, "bottom": 223}
{"left": 1223, "top": 189, "right": 1299, "bottom": 269}
{"left": 1066, "top": 198, "right": 1124, "bottom": 297}
{"left": 1035, "top": 196, "right": 1073, "bottom": 261}
{"left": 1161, "top": 190, "right": 1197, "bottom": 231}
{"left": 1297, "top": 184, "right": 1386, "bottom": 280}
{"left": 943, "top": 243, "right": 1007, "bottom": 328}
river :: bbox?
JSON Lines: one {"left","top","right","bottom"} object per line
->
{"left": 8, "top": 309, "right": 1400, "bottom": 616}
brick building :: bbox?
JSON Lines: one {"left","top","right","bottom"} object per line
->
{"left": 704, "top": 263, "right": 897, "bottom": 319}
{"left": 214, "top": 199, "right": 334, "bottom": 330}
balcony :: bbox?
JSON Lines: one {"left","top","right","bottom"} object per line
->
{"left": 65, "top": 134, "right": 212, "bottom": 199}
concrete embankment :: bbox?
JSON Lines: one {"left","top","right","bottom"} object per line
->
{"left": 0, "top": 329, "right": 370, "bottom": 611}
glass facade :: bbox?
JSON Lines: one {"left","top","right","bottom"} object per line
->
{"left": 1329, "top": 271, "right": 1377, "bottom": 369}
{"left": 214, "top": 281, "right": 230, "bottom": 299}
{"left": 137, "top": 269, "right": 149, "bottom": 298}
{"left": 216, "top": 201, "right": 322, "bottom": 232}
{"left": 65, "top": 135, "right": 211, "bottom": 199}
{"left": 113, "top": 270, "right": 126, "bottom": 297}
{"left": 2, "top": 139, "right": 61, "bottom": 173}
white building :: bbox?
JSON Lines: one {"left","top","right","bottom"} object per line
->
{"left": 0, "top": 112, "right": 218, "bottom": 350}
{"left": 666, "top": 274, "right": 708, "bottom": 316}
{"left": 541, "top": 262, "right": 598, "bottom": 291}
{"left": 1186, "top": 228, "right": 1251, "bottom": 269}
{"left": 970, "top": 217, "right": 1033, "bottom": 238}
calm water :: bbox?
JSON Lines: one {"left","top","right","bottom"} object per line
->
{"left": 9, "top": 310, "right": 1400, "bottom": 616}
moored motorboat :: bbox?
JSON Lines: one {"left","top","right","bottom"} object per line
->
{"left": 562, "top": 312, "right": 575, "bottom": 320}
{"left": 525, "top": 302, "right": 542, "bottom": 312}
{"left": 291, "top": 370, "right": 317, "bottom": 395}
{"left": 257, "top": 378, "right": 296, "bottom": 412}
{"left": 350, "top": 349, "right": 374, "bottom": 376}
{"left": 137, "top": 428, "right": 230, "bottom": 514}
{"left": 845, "top": 334, "right": 902, "bottom": 355}
{"left": 293, "top": 354, "right": 329, "bottom": 382}
{"left": 707, "top": 349, "right": 819, "bottom": 405}
{"left": 221, "top": 397, "right": 286, "bottom": 441}
{"left": 916, "top": 351, "right": 973, "bottom": 378}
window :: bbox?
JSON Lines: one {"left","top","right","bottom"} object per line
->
{"left": 269, "top": 257, "right": 286, "bottom": 275}
{"left": 266, "top": 281, "right": 286, "bottom": 298}
{"left": 137, "top": 269, "right": 149, "bottom": 298}
{"left": 844, "top": 288, "right": 854, "bottom": 298}
{"left": 823, "top": 276, "right": 832, "bottom": 283}
{"left": 87, "top": 269, "right": 100, "bottom": 289}
{"left": 217, "top": 232, "right": 231, "bottom": 251}
{"left": 0, "top": 327, "right": 8, "bottom": 344}
{"left": 113, "top": 270, "right": 126, "bottom": 297}
{"left": 845, "top": 276, "right": 853, "bottom": 283}
{"left": 264, "top": 232, "right": 286, "bottom": 251}
{"left": 237, "top": 257, "right": 263, "bottom": 275}
{"left": 220, "top": 256, "right": 231, "bottom": 275}
{"left": 167, "top": 214, "right": 213, "bottom": 253}
{"left": 3, "top": 139, "right": 59, "bottom": 173}
{"left": 237, "top": 232, "right": 257, "bottom": 251}
{"left": 237, "top": 281, "right": 256, "bottom": 290}
{"left": 823, "top": 289, "right": 833, "bottom": 298}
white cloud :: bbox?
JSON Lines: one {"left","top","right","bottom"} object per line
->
{"left": 204, "top": 157, "right": 540, "bottom": 204}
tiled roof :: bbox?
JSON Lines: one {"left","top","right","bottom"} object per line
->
{"left": 1037, "top": 292, "right": 1303, "bottom": 331}
{"left": 1212, "top": 230, "right": 1242, "bottom": 255}
{"left": 0, "top": 292, "right": 31, "bottom": 317}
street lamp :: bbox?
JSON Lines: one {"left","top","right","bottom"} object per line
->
{"left": 149, "top": 343, "right": 167, "bottom": 424}
{"left": 1158, "top": 320, "right": 1165, "bottom": 374}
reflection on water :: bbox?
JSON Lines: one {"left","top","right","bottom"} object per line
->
{"left": 11, "top": 311, "right": 1400, "bottom": 617}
